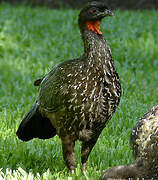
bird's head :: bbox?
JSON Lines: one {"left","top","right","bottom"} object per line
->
{"left": 78, "top": 1, "right": 114, "bottom": 35}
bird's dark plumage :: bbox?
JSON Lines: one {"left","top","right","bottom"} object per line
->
{"left": 101, "top": 104, "right": 158, "bottom": 179}
{"left": 16, "top": 1, "right": 121, "bottom": 172}
{"left": 16, "top": 103, "right": 56, "bottom": 141}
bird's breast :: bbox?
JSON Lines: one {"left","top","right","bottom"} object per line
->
{"left": 63, "top": 61, "right": 121, "bottom": 125}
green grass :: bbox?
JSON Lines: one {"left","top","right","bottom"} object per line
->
{"left": 0, "top": 3, "right": 158, "bottom": 179}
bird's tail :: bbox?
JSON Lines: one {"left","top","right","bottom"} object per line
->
{"left": 16, "top": 102, "right": 56, "bottom": 141}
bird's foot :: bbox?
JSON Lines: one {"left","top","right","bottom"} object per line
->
{"left": 70, "top": 169, "right": 75, "bottom": 174}
{"left": 82, "top": 162, "right": 86, "bottom": 172}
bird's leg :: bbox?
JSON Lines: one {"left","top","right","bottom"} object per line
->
{"left": 61, "top": 135, "right": 76, "bottom": 173}
{"left": 81, "top": 138, "right": 97, "bottom": 172}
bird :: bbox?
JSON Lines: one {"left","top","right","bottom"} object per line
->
{"left": 16, "top": 1, "right": 121, "bottom": 173}
{"left": 100, "top": 104, "right": 158, "bottom": 179}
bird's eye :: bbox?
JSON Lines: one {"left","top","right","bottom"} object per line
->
{"left": 90, "top": 8, "right": 97, "bottom": 14}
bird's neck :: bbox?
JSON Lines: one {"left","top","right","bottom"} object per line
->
{"left": 82, "top": 29, "right": 112, "bottom": 64}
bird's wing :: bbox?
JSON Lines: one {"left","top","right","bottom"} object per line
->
{"left": 38, "top": 59, "right": 81, "bottom": 113}
{"left": 34, "top": 64, "right": 58, "bottom": 86}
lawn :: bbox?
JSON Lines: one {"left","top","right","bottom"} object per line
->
{"left": 0, "top": 3, "right": 158, "bottom": 179}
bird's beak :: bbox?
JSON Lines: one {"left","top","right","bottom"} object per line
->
{"left": 105, "top": 9, "right": 114, "bottom": 17}
{"left": 98, "top": 9, "right": 114, "bottom": 19}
